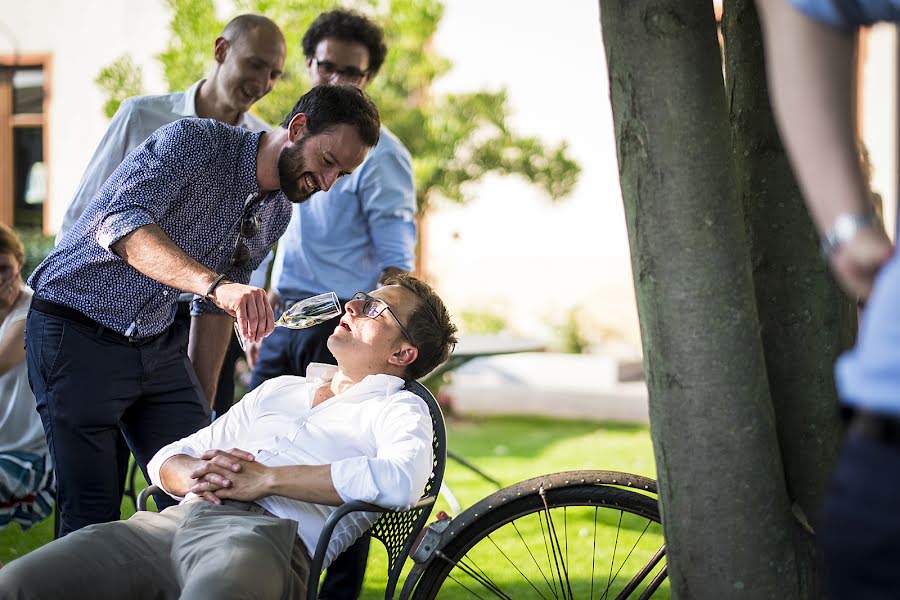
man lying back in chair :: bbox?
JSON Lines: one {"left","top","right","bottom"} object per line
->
{"left": 0, "top": 274, "right": 457, "bottom": 600}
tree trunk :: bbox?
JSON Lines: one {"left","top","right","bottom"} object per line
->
{"left": 600, "top": 2, "right": 799, "bottom": 596}
{"left": 722, "top": 1, "right": 854, "bottom": 595}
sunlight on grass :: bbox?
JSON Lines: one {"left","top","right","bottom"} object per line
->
{"left": 0, "top": 414, "right": 661, "bottom": 598}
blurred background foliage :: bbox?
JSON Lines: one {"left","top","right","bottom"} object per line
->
{"left": 97, "top": 0, "right": 581, "bottom": 216}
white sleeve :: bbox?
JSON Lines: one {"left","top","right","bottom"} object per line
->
{"left": 329, "top": 392, "right": 434, "bottom": 509}
{"left": 147, "top": 383, "right": 261, "bottom": 497}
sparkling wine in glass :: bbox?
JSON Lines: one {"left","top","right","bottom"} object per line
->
{"left": 276, "top": 292, "right": 342, "bottom": 329}
{"left": 234, "top": 291, "right": 342, "bottom": 350}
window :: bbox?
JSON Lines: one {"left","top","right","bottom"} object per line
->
{"left": 0, "top": 57, "right": 50, "bottom": 232}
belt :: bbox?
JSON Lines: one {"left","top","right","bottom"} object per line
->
{"left": 848, "top": 410, "right": 900, "bottom": 446}
{"left": 31, "top": 298, "right": 159, "bottom": 345}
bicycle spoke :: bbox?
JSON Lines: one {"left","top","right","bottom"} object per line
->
{"left": 600, "top": 510, "right": 624, "bottom": 600}
{"left": 411, "top": 475, "right": 669, "bottom": 600}
{"left": 446, "top": 573, "right": 492, "bottom": 600}
{"left": 564, "top": 505, "right": 569, "bottom": 582}
{"left": 537, "top": 507, "right": 562, "bottom": 599}
{"left": 591, "top": 506, "right": 598, "bottom": 600}
{"left": 512, "top": 518, "right": 558, "bottom": 597}
{"left": 486, "top": 532, "right": 554, "bottom": 600}
{"left": 541, "top": 487, "right": 575, "bottom": 600}
{"left": 439, "top": 550, "right": 514, "bottom": 599}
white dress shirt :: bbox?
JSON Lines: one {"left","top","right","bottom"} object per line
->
{"left": 56, "top": 79, "right": 270, "bottom": 241}
{"left": 147, "top": 363, "right": 434, "bottom": 568}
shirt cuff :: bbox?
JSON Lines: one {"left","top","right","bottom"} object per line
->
{"left": 190, "top": 296, "right": 227, "bottom": 316}
{"left": 147, "top": 444, "right": 200, "bottom": 499}
{"left": 330, "top": 456, "right": 380, "bottom": 504}
{"left": 96, "top": 208, "right": 155, "bottom": 251}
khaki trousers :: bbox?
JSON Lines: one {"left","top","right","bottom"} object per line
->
{"left": 0, "top": 500, "right": 311, "bottom": 599}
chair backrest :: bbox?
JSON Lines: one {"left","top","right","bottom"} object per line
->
{"left": 372, "top": 379, "right": 447, "bottom": 599}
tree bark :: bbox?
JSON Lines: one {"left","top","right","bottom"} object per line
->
{"left": 722, "top": 1, "right": 854, "bottom": 595}
{"left": 600, "top": 2, "right": 799, "bottom": 596}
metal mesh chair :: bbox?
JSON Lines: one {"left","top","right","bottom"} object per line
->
{"left": 137, "top": 379, "right": 446, "bottom": 600}
{"left": 306, "top": 379, "right": 447, "bottom": 600}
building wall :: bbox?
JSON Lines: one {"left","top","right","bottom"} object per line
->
{"left": 0, "top": 0, "right": 171, "bottom": 232}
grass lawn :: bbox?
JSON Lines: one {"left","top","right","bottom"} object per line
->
{"left": 0, "top": 414, "right": 663, "bottom": 597}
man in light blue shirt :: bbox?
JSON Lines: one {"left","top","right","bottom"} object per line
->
{"left": 757, "top": 0, "right": 899, "bottom": 595}
{"left": 246, "top": 10, "right": 416, "bottom": 600}
{"left": 248, "top": 10, "right": 416, "bottom": 390}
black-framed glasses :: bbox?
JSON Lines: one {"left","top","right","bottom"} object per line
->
{"left": 352, "top": 292, "right": 413, "bottom": 342}
{"left": 310, "top": 57, "right": 368, "bottom": 84}
{"left": 230, "top": 207, "right": 259, "bottom": 268}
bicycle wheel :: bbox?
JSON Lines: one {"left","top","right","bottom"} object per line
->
{"left": 411, "top": 471, "right": 668, "bottom": 599}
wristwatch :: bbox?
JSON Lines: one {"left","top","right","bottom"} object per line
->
{"left": 820, "top": 212, "right": 879, "bottom": 259}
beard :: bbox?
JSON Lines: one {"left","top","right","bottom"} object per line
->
{"left": 277, "top": 135, "right": 316, "bottom": 203}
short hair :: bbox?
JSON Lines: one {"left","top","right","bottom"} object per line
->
{"left": 302, "top": 9, "right": 388, "bottom": 76}
{"left": 385, "top": 274, "right": 458, "bottom": 380}
{"left": 0, "top": 223, "right": 24, "bottom": 267}
{"left": 222, "top": 14, "right": 285, "bottom": 46}
{"left": 280, "top": 84, "right": 380, "bottom": 148}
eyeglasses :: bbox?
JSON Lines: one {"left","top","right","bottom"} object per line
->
{"left": 310, "top": 57, "right": 369, "bottom": 85}
{"left": 351, "top": 292, "right": 413, "bottom": 342}
{"left": 230, "top": 205, "right": 259, "bottom": 268}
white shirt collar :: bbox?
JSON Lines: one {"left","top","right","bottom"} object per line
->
{"left": 304, "top": 362, "right": 407, "bottom": 407}
{"left": 176, "top": 79, "right": 260, "bottom": 129}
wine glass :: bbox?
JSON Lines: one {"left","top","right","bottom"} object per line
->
{"left": 234, "top": 291, "right": 342, "bottom": 350}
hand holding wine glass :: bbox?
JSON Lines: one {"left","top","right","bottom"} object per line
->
{"left": 233, "top": 291, "right": 341, "bottom": 351}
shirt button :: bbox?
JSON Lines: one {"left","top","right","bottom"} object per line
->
{"left": 162, "top": 290, "right": 168, "bottom": 296}
{"left": 136, "top": 319, "right": 142, "bottom": 324}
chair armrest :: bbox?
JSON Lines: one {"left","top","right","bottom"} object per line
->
{"left": 306, "top": 495, "right": 438, "bottom": 600}
{"left": 137, "top": 484, "right": 163, "bottom": 511}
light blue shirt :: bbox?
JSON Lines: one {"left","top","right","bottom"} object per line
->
{"left": 30, "top": 119, "right": 292, "bottom": 338}
{"left": 252, "top": 126, "right": 415, "bottom": 300}
{"left": 790, "top": 0, "right": 900, "bottom": 28}
{"left": 835, "top": 252, "right": 900, "bottom": 415}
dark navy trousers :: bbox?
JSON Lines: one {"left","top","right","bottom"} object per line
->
{"left": 25, "top": 308, "right": 210, "bottom": 537}
{"left": 821, "top": 431, "right": 900, "bottom": 598}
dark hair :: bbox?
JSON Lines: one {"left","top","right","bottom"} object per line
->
{"left": 0, "top": 223, "right": 24, "bottom": 267}
{"left": 302, "top": 9, "right": 388, "bottom": 76}
{"left": 222, "top": 14, "right": 284, "bottom": 47}
{"left": 385, "top": 274, "right": 458, "bottom": 380}
{"left": 280, "top": 84, "right": 380, "bottom": 147}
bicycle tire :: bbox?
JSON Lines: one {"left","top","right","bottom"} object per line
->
{"left": 410, "top": 470, "right": 667, "bottom": 599}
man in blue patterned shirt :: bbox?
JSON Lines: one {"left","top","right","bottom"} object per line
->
{"left": 25, "top": 84, "right": 381, "bottom": 537}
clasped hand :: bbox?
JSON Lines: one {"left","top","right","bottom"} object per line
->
{"left": 189, "top": 448, "right": 271, "bottom": 504}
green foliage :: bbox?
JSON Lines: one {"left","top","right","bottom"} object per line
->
{"left": 157, "top": 0, "right": 222, "bottom": 92}
{"left": 16, "top": 228, "right": 55, "bottom": 280}
{"left": 95, "top": 55, "right": 145, "bottom": 118}
{"left": 98, "top": 0, "right": 580, "bottom": 214}
{"left": 555, "top": 307, "right": 590, "bottom": 354}
{"left": 457, "top": 309, "right": 507, "bottom": 334}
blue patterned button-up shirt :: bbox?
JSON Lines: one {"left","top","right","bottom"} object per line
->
{"left": 30, "top": 118, "right": 292, "bottom": 338}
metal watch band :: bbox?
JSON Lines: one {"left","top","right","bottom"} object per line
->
{"left": 820, "top": 212, "right": 879, "bottom": 259}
